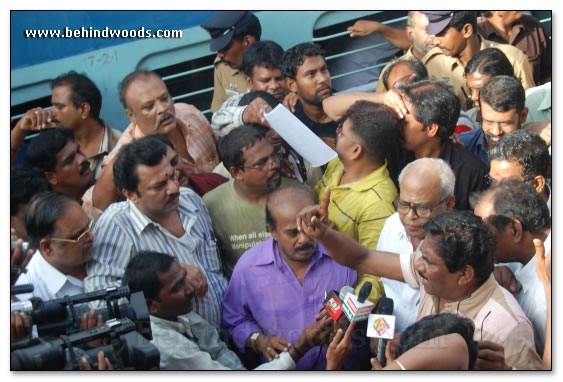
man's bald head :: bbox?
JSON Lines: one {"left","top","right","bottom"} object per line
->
{"left": 399, "top": 158, "right": 455, "bottom": 201}
{"left": 266, "top": 186, "right": 316, "bottom": 229}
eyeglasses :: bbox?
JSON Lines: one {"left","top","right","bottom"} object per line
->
{"left": 242, "top": 151, "right": 284, "bottom": 172}
{"left": 51, "top": 218, "right": 94, "bottom": 244}
{"left": 394, "top": 198, "right": 448, "bottom": 218}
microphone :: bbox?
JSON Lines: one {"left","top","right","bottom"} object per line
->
{"left": 375, "top": 297, "right": 394, "bottom": 365}
{"left": 323, "top": 286, "right": 354, "bottom": 322}
{"left": 342, "top": 282, "right": 375, "bottom": 323}
{"left": 11, "top": 297, "right": 43, "bottom": 313}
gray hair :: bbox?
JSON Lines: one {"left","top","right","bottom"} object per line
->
{"left": 398, "top": 158, "right": 455, "bottom": 200}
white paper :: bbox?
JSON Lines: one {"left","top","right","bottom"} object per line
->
{"left": 366, "top": 314, "right": 396, "bottom": 339}
{"left": 264, "top": 104, "right": 337, "bottom": 167}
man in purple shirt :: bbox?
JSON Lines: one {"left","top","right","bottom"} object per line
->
{"left": 222, "top": 185, "right": 359, "bottom": 370}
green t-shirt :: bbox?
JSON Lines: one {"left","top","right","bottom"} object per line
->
{"left": 203, "top": 177, "right": 301, "bottom": 278}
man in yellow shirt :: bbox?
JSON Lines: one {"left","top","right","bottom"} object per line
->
{"left": 315, "top": 100, "right": 399, "bottom": 304}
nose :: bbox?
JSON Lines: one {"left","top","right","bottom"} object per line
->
{"left": 471, "top": 88, "right": 479, "bottom": 103}
{"left": 489, "top": 123, "right": 503, "bottom": 136}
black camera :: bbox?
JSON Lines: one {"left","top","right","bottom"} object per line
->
{"left": 11, "top": 286, "right": 160, "bottom": 370}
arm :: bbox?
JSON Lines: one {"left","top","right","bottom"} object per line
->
{"left": 10, "top": 108, "right": 56, "bottom": 164}
{"left": 347, "top": 20, "right": 411, "bottom": 49}
{"left": 91, "top": 153, "right": 123, "bottom": 211}
{"left": 373, "top": 333, "right": 470, "bottom": 370}
{"left": 322, "top": 90, "right": 407, "bottom": 121}
{"left": 210, "top": 93, "right": 247, "bottom": 137}
{"left": 296, "top": 189, "right": 405, "bottom": 282}
{"left": 534, "top": 238, "right": 551, "bottom": 370}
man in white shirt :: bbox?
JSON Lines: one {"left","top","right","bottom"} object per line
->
{"left": 473, "top": 178, "right": 551, "bottom": 356}
{"left": 16, "top": 191, "right": 94, "bottom": 302}
{"left": 376, "top": 158, "right": 455, "bottom": 331}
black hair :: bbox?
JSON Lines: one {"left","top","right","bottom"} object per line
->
{"left": 118, "top": 70, "right": 162, "bottom": 109}
{"left": 382, "top": 59, "right": 428, "bottom": 91}
{"left": 25, "top": 127, "right": 75, "bottom": 172}
{"left": 265, "top": 185, "right": 317, "bottom": 229}
{"left": 11, "top": 164, "right": 49, "bottom": 216}
{"left": 242, "top": 40, "right": 284, "bottom": 78}
{"left": 239, "top": 90, "right": 281, "bottom": 109}
{"left": 218, "top": 125, "right": 267, "bottom": 170}
{"left": 396, "top": 313, "right": 478, "bottom": 370}
{"left": 123, "top": 251, "right": 176, "bottom": 301}
{"left": 52, "top": 71, "right": 103, "bottom": 122}
{"left": 113, "top": 134, "right": 169, "bottom": 194}
{"left": 464, "top": 48, "right": 515, "bottom": 78}
{"left": 232, "top": 13, "right": 262, "bottom": 42}
{"left": 24, "top": 191, "right": 76, "bottom": 251}
{"left": 398, "top": 79, "right": 460, "bottom": 139}
{"left": 446, "top": 11, "right": 478, "bottom": 34}
{"left": 489, "top": 129, "right": 550, "bottom": 181}
{"left": 480, "top": 75, "right": 525, "bottom": 113}
{"left": 424, "top": 210, "right": 496, "bottom": 286}
{"left": 479, "top": 179, "right": 550, "bottom": 235}
{"left": 280, "top": 42, "right": 325, "bottom": 80}
{"left": 343, "top": 100, "right": 400, "bottom": 164}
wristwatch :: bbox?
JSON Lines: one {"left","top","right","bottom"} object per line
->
{"left": 249, "top": 332, "right": 260, "bottom": 351}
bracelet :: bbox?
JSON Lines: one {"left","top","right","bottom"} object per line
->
{"left": 394, "top": 359, "right": 407, "bottom": 370}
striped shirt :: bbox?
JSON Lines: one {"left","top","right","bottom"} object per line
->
{"left": 84, "top": 187, "right": 228, "bottom": 329}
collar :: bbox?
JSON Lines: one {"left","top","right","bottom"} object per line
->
{"left": 323, "top": 158, "right": 391, "bottom": 192}
{"left": 127, "top": 189, "right": 200, "bottom": 236}
{"left": 433, "top": 274, "right": 497, "bottom": 320}
{"left": 480, "top": 19, "right": 524, "bottom": 43}
{"left": 87, "top": 121, "right": 114, "bottom": 160}
{"left": 213, "top": 55, "right": 242, "bottom": 75}
{"left": 515, "top": 254, "right": 539, "bottom": 293}
{"left": 150, "top": 312, "right": 200, "bottom": 338}
{"left": 35, "top": 251, "right": 83, "bottom": 296}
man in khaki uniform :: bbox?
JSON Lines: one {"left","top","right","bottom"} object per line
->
{"left": 422, "top": 11, "right": 534, "bottom": 110}
{"left": 201, "top": 11, "right": 262, "bottom": 113}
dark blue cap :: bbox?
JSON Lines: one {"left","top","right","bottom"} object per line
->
{"left": 422, "top": 11, "right": 456, "bottom": 35}
{"left": 201, "top": 11, "right": 254, "bottom": 51}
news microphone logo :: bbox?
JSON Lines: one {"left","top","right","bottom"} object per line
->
{"left": 323, "top": 291, "right": 344, "bottom": 321}
{"left": 342, "top": 282, "right": 375, "bottom": 323}
{"left": 367, "top": 297, "right": 395, "bottom": 366}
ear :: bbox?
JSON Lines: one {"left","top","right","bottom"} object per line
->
{"left": 243, "top": 35, "right": 256, "bottom": 47}
{"left": 425, "top": 123, "right": 439, "bottom": 138}
{"left": 244, "top": 74, "right": 253, "bottom": 89}
{"left": 519, "top": 107, "right": 529, "bottom": 125}
{"left": 123, "top": 189, "right": 139, "bottom": 204}
{"left": 80, "top": 102, "right": 91, "bottom": 120}
{"left": 461, "top": 23, "right": 473, "bottom": 38}
{"left": 445, "top": 195, "right": 456, "bottom": 210}
{"left": 509, "top": 219, "right": 524, "bottom": 243}
{"left": 39, "top": 238, "right": 56, "bottom": 258}
{"left": 287, "top": 78, "right": 298, "bottom": 93}
{"left": 350, "top": 143, "right": 363, "bottom": 160}
{"left": 230, "top": 166, "right": 244, "bottom": 180}
{"left": 531, "top": 175, "right": 547, "bottom": 194}
{"left": 266, "top": 223, "right": 277, "bottom": 238}
{"left": 125, "top": 108, "right": 136, "bottom": 125}
{"left": 146, "top": 298, "right": 160, "bottom": 316}
{"left": 457, "top": 265, "right": 475, "bottom": 287}
{"left": 405, "top": 26, "right": 414, "bottom": 43}
{"left": 45, "top": 171, "right": 58, "bottom": 187}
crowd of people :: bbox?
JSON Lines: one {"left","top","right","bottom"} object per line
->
{"left": 10, "top": 10, "right": 551, "bottom": 371}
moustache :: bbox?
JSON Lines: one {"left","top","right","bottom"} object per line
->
{"left": 155, "top": 112, "right": 176, "bottom": 130}
{"left": 316, "top": 84, "right": 331, "bottom": 94}
{"left": 295, "top": 243, "right": 314, "bottom": 253}
{"left": 166, "top": 192, "right": 180, "bottom": 205}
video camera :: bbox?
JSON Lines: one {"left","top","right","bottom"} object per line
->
{"left": 11, "top": 286, "right": 160, "bottom": 370}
